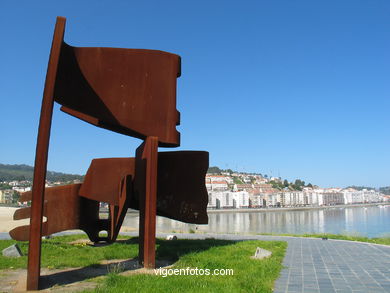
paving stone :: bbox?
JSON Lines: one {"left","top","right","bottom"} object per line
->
{"left": 2, "top": 244, "right": 23, "bottom": 257}
{"left": 319, "top": 289, "right": 336, "bottom": 293}
{"left": 251, "top": 247, "right": 272, "bottom": 259}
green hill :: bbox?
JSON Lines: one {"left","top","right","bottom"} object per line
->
{"left": 0, "top": 163, "right": 83, "bottom": 182}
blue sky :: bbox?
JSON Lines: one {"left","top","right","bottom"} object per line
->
{"left": 0, "top": 1, "right": 389, "bottom": 188}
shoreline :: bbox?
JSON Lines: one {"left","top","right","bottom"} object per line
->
{"left": 2, "top": 202, "right": 387, "bottom": 215}
{"left": 206, "top": 202, "right": 389, "bottom": 213}
{"left": 104, "top": 202, "right": 389, "bottom": 214}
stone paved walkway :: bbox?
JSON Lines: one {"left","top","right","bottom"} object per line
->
{"left": 1, "top": 232, "right": 389, "bottom": 292}
{"left": 272, "top": 237, "right": 390, "bottom": 293}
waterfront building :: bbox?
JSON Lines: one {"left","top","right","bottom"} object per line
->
{"left": 342, "top": 188, "right": 363, "bottom": 204}
{"left": 204, "top": 173, "right": 388, "bottom": 210}
{"left": 322, "top": 192, "right": 344, "bottom": 205}
{"left": 283, "top": 191, "right": 306, "bottom": 206}
{"left": 362, "top": 189, "right": 382, "bottom": 203}
{"left": 12, "top": 186, "right": 31, "bottom": 193}
{"left": 0, "top": 189, "right": 14, "bottom": 204}
{"left": 207, "top": 190, "right": 249, "bottom": 209}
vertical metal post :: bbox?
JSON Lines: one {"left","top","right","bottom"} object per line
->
{"left": 27, "top": 17, "right": 66, "bottom": 290}
{"left": 136, "top": 136, "right": 158, "bottom": 268}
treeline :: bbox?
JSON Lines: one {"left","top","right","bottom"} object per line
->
{"left": 346, "top": 185, "right": 375, "bottom": 191}
{"left": 207, "top": 166, "right": 262, "bottom": 176}
{"left": 346, "top": 186, "right": 390, "bottom": 194}
{"left": 379, "top": 186, "right": 390, "bottom": 195}
{"left": 0, "top": 164, "right": 84, "bottom": 182}
{"left": 207, "top": 166, "right": 312, "bottom": 191}
{"left": 269, "top": 179, "right": 313, "bottom": 191}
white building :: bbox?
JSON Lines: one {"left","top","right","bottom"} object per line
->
{"left": 342, "top": 189, "right": 363, "bottom": 204}
{"left": 322, "top": 192, "right": 344, "bottom": 205}
{"left": 207, "top": 190, "right": 249, "bottom": 209}
{"left": 283, "top": 191, "right": 305, "bottom": 206}
{"left": 0, "top": 189, "right": 14, "bottom": 204}
{"left": 12, "top": 186, "right": 31, "bottom": 193}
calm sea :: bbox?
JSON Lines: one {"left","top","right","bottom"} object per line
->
{"left": 123, "top": 205, "right": 390, "bottom": 238}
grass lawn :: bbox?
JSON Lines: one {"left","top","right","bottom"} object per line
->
{"left": 0, "top": 235, "right": 287, "bottom": 293}
{"left": 0, "top": 234, "right": 139, "bottom": 270}
{"left": 301, "top": 233, "right": 390, "bottom": 245}
{"left": 256, "top": 233, "right": 390, "bottom": 246}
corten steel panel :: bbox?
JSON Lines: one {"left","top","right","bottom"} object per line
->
{"left": 79, "top": 157, "right": 135, "bottom": 242}
{"left": 80, "top": 153, "right": 208, "bottom": 223}
{"left": 16, "top": 14, "right": 209, "bottom": 290}
{"left": 135, "top": 137, "right": 158, "bottom": 268}
{"left": 156, "top": 151, "right": 209, "bottom": 224}
{"left": 130, "top": 151, "right": 209, "bottom": 224}
{"left": 27, "top": 16, "right": 66, "bottom": 291}
{"left": 54, "top": 44, "right": 181, "bottom": 147}
{"left": 10, "top": 184, "right": 106, "bottom": 243}
{"left": 79, "top": 158, "right": 135, "bottom": 205}
{"left": 109, "top": 174, "right": 133, "bottom": 242}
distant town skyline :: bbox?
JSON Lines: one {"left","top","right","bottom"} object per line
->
{"left": 1, "top": 1, "right": 389, "bottom": 188}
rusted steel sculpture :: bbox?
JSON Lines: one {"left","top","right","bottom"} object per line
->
{"left": 10, "top": 16, "right": 209, "bottom": 290}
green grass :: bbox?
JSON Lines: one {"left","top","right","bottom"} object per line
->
{"left": 256, "top": 232, "right": 390, "bottom": 246}
{"left": 0, "top": 234, "right": 138, "bottom": 270}
{"left": 0, "top": 235, "right": 286, "bottom": 293}
{"left": 301, "top": 233, "right": 390, "bottom": 245}
{"left": 91, "top": 240, "right": 286, "bottom": 293}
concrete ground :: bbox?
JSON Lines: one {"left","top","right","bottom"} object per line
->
{"left": 0, "top": 231, "right": 389, "bottom": 292}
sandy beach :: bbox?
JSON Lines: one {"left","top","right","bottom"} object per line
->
{"left": 0, "top": 207, "right": 137, "bottom": 234}
{"left": 0, "top": 206, "right": 30, "bottom": 233}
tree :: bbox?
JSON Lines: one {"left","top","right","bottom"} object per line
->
{"left": 12, "top": 191, "right": 20, "bottom": 204}
{"left": 207, "top": 166, "right": 222, "bottom": 174}
{"left": 270, "top": 180, "right": 283, "bottom": 190}
{"left": 283, "top": 179, "right": 289, "bottom": 188}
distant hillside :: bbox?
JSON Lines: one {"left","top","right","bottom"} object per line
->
{"left": 0, "top": 164, "right": 84, "bottom": 182}
{"left": 207, "top": 166, "right": 262, "bottom": 176}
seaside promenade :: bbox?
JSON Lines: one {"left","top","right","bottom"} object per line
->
{"left": 131, "top": 232, "right": 390, "bottom": 293}
{"left": 1, "top": 206, "right": 389, "bottom": 292}
{"left": 0, "top": 230, "right": 389, "bottom": 292}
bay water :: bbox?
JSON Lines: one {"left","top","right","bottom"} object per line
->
{"left": 123, "top": 205, "right": 390, "bottom": 238}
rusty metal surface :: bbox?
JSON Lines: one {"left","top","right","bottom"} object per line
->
{"left": 25, "top": 16, "right": 66, "bottom": 291}
{"left": 11, "top": 150, "right": 208, "bottom": 245}
{"left": 109, "top": 174, "right": 133, "bottom": 242}
{"left": 13, "top": 15, "right": 209, "bottom": 290}
{"left": 128, "top": 151, "right": 209, "bottom": 224}
{"left": 79, "top": 158, "right": 136, "bottom": 242}
{"left": 79, "top": 158, "right": 135, "bottom": 205}
{"left": 55, "top": 44, "right": 181, "bottom": 147}
{"left": 156, "top": 151, "right": 209, "bottom": 224}
{"left": 135, "top": 137, "right": 158, "bottom": 268}
{"left": 10, "top": 184, "right": 106, "bottom": 243}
